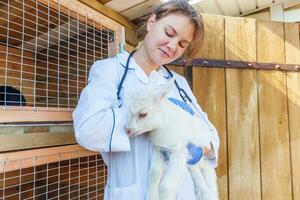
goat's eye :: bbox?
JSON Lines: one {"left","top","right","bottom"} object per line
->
{"left": 138, "top": 113, "right": 147, "bottom": 119}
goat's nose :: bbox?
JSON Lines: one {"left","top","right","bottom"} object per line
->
{"left": 126, "top": 128, "right": 131, "bottom": 134}
{"left": 126, "top": 128, "right": 135, "bottom": 137}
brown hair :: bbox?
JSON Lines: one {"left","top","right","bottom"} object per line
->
{"left": 136, "top": 0, "right": 204, "bottom": 63}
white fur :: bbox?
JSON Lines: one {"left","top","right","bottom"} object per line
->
{"left": 125, "top": 71, "right": 219, "bottom": 200}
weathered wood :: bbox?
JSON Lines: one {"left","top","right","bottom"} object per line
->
{"left": 225, "top": 16, "right": 261, "bottom": 200}
{"left": 167, "top": 65, "right": 185, "bottom": 76}
{"left": 285, "top": 22, "right": 300, "bottom": 200}
{"left": 0, "top": 145, "right": 96, "bottom": 172}
{"left": 193, "top": 13, "right": 228, "bottom": 200}
{"left": 0, "top": 107, "right": 72, "bottom": 123}
{"left": 257, "top": 21, "right": 292, "bottom": 200}
{"left": 0, "top": 132, "right": 76, "bottom": 152}
{"left": 193, "top": 67, "right": 227, "bottom": 200}
{"left": 195, "top": 14, "right": 225, "bottom": 60}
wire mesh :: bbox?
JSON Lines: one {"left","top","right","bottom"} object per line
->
{"left": 0, "top": 0, "right": 122, "bottom": 112}
{"left": 0, "top": 145, "right": 106, "bottom": 200}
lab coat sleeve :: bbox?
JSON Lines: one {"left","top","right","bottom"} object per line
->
{"left": 180, "top": 77, "right": 220, "bottom": 168}
{"left": 72, "top": 59, "right": 130, "bottom": 152}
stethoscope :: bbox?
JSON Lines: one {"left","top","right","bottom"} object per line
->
{"left": 117, "top": 50, "right": 192, "bottom": 104}
{"left": 117, "top": 50, "right": 205, "bottom": 118}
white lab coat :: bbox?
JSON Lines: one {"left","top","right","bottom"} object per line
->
{"left": 72, "top": 51, "right": 220, "bottom": 200}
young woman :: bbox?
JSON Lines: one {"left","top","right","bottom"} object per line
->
{"left": 73, "top": 0, "right": 220, "bottom": 199}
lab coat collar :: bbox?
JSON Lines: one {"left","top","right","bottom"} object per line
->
{"left": 115, "top": 51, "right": 171, "bottom": 85}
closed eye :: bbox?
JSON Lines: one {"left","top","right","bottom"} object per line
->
{"left": 138, "top": 113, "right": 147, "bottom": 119}
{"left": 165, "top": 30, "right": 173, "bottom": 37}
{"left": 179, "top": 42, "right": 186, "bottom": 48}
{"left": 165, "top": 28, "right": 189, "bottom": 49}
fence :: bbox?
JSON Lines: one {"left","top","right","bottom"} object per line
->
{"left": 171, "top": 14, "right": 300, "bottom": 200}
{"left": 0, "top": 145, "right": 105, "bottom": 199}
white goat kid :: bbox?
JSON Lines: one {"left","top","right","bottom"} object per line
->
{"left": 125, "top": 71, "right": 218, "bottom": 200}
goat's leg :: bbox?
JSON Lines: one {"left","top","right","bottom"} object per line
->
{"left": 147, "top": 147, "right": 165, "bottom": 200}
{"left": 159, "top": 149, "right": 187, "bottom": 200}
{"left": 201, "top": 167, "right": 219, "bottom": 199}
{"left": 188, "top": 166, "right": 218, "bottom": 200}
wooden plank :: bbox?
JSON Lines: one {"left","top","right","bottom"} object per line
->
{"left": 0, "top": 132, "right": 76, "bottom": 152}
{"left": 225, "top": 17, "right": 256, "bottom": 62}
{"left": 193, "top": 67, "right": 227, "bottom": 200}
{"left": 0, "top": 108, "right": 72, "bottom": 123}
{"left": 225, "top": 16, "right": 261, "bottom": 200}
{"left": 195, "top": 14, "right": 224, "bottom": 60}
{"left": 257, "top": 20, "right": 292, "bottom": 200}
{"left": 257, "top": 21, "right": 285, "bottom": 63}
{"left": 192, "top": 14, "right": 227, "bottom": 200}
{"left": 0, "top": 144, "right": 99, "bottom": 173}
{"left": 285, "top": 22, "right": 300, "bottom": 200}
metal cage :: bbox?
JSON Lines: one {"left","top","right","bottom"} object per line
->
{"left": 0, "top": 0, "right": 123, "bottom": 123}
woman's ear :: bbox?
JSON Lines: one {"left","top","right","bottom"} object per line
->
{"left": 147, "top": 14, "right": 156, "bottom": 32}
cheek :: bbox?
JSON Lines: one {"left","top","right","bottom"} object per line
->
{"left": 146, "top": 29, "right": 167, "bottom": 48}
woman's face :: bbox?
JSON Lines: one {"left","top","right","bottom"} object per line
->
{"left": 144, "top": 13, "right": 195, "bottom": 65}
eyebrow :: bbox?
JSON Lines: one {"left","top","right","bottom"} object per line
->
{"left": 167, "top": 25, "right": 192, "bottom": 44}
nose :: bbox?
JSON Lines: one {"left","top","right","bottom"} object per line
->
{"left": 167, "top": 38, "right": 177, "bottom": 52}
{"left": 126, "top": 128, "right": 135, "bottom": 137}
{"left": 126, "top": 128, "right": 131, "bottom": 134}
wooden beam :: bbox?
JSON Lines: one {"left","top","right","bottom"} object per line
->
{"left": 77, "top": 0, "right": 136, "bottom": 30}
{"left": 241, "top": 0, "right": 300, "bottom": 17}
{"left": 283, "top": 0, "right": 300, "bottom": 9}
{"left": 0, "top": 144, "right": 98, "bottom": 172}
{"left": 0, "top": 132, "right": 76, "bottom": 153}
{"left": 75, "top": 0, "right": 138, "bottom": 46}
{"left": 0, "top": 107, "right": 73, "bottom": 123}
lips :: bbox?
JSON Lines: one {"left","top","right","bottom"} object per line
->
{"left": 159, "top": 48, "right": 171, "bottom": 58}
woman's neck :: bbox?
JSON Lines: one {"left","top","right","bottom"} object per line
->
{"left": 132, "top": 45, "right": 160, "bottom": 76}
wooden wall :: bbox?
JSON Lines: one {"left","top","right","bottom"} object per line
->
{"left": 178, "top": 14, "right": 300, "bottom": 200}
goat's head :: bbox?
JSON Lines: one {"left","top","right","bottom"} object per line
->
{"left": 125, "top": 70, "right": 173, "bottom": 137}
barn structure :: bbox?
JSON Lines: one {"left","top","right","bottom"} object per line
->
{"left": 0, "top": 0, "right": 300, "bottom": 199}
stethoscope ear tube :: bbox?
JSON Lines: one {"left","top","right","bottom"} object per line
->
{"left": 162, "top": 65, "right": 192, "bottom": 104}
{"left": 118, "top": 50, "right": 194, "bottom": 107}
{"left": 117, "top": 50, "right": 136, "bottom": 103}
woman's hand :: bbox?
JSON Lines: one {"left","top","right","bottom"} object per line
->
{"left": 203, "top": 143, "right": 216, "bottom": 160}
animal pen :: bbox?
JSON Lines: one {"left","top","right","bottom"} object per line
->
{"left": 0, "top": 0, "right": 300, "bottom": 200}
